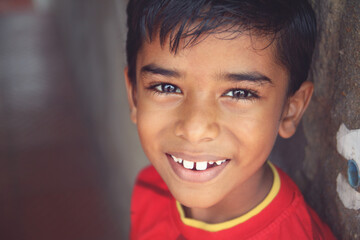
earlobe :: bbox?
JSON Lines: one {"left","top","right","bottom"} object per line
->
{"left": 279, "top": 81, "right": 314, "bottom": 138}
{"left": 124, "top": 66, "right": 138, "bottom": 124}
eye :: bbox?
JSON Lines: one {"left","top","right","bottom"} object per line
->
{"left": 223, "top": 89, "right": 258, "bottom": 100}
{"left": 152, "top": 83, "right": 182, "bottom": 94}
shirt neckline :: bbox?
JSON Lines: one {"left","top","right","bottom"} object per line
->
{"left": 175, "top": 162, "right": 281, "bottom": 232}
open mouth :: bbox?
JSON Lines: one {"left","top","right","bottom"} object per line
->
{"left": 166, "top": 153, "right": 231, "bottom": 182}
{"left": 167, "top": 153, "right": 230, "bottom": 171}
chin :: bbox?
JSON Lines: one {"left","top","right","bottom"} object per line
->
{"left": 173, "top": 189, "right": 221, "bottom": 209}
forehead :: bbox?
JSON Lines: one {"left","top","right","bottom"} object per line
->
{"left": 136, "top": 32, "right": 288, "bottom": 85}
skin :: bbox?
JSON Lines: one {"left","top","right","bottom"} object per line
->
{"left": 125, "top": 32, "right": 313, "bottom": 223}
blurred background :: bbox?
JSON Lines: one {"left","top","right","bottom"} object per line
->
{"left": 0, "top": 0, "right": 147, "bottom": 239}
{"left": 0, "top": 0, "right": 358, "bottom": 239}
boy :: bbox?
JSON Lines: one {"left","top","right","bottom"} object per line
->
{"left": 124, "top": 0, "right": 336, "bottom": 239}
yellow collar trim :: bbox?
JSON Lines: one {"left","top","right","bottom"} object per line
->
{"left": 176, "top": 162, "right": 280, "bottom": 232}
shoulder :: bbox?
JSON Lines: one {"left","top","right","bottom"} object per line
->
{"left": 131, "top": 165, "right": 172, "bottom": 205}
{"left": 130, "top": 166, "right": 175, "bottom": 239}
{"left": 263, "top": 165, "right": 336, "bottom": 240}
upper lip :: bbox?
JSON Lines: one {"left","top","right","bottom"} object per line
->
{"left": 167, "top": 152, "right": 228, "bottom": 162}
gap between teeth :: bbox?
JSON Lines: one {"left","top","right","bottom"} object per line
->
{"left": 171, "top": 155, "right": 227, "bottom": 171}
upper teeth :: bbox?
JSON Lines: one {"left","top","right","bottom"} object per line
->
{"left": 171, "top": 155, "right": 227, "bottom": 171}
{"left": 183, "top": 160, "right": 194, "bottom": 169}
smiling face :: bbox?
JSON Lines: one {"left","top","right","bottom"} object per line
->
{"left": 125, "top": 32, "right": 313, "bottom": 222}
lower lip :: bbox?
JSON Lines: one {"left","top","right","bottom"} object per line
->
{"left": 167, "top": 154, "right": 229, "bottom": 183}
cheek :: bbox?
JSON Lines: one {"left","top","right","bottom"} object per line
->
{"left": 227, "top": 101, "right": 283, "bottom": 153}
{"left": 136, "top": 105, "right": 174, "bottom": 153}
{"left": 137, "top": 112, "right": 157, "bottom": 146}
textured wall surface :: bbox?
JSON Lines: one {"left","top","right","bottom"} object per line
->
{"left": 274, "top": 0, "right": 359, "bottom": 239}
{"left": 304, "top": 0, "right": 360, "bottom": 239}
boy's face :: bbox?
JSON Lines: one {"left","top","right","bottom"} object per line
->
{"left": 126, "top": 33, "right": 296, "bottom": 210}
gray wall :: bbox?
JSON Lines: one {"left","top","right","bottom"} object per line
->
{"left": 50, "top": 0, "right": 359, "bottom": 239}
{"left": 51, "top": 0, "right": 147, "bottom": 238}
{"left": 303, "top": 0, "right": 360, "bottom": 239}
{"left": 272, "top": 1, "right": 360, "bottom": 239}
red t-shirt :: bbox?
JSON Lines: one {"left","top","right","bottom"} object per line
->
{"left": 130, "top": 163, "right": 336, "bottom": 240}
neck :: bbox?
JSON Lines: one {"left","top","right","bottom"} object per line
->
{"left": 183, "top": 163, "right": 274, "bottom": 224}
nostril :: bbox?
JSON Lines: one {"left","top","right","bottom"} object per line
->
{"left": 347, "top": 159, "right": 359, "bottom": 188}
{"left": 174, "top": 118, "right": 220, "bottom": 143}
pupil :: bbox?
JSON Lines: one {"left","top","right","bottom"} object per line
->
{"left": 164, "top": 84, "right": 174, "bottom": 92}
{"left": 235, "top": 90, "right": 245, "bottom": 98}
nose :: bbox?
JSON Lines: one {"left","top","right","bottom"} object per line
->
{"left": 174, "top": 97, "right": 220, "bottom": 143}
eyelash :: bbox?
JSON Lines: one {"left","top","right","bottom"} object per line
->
{"left": 147, "top": 83, "right": 182, "bottom": 95}
{"left": 146, "top": 83, "right": 259, "bottom": 100}
{"left": 222, "top": 88, "right": 259, "bottom": 101}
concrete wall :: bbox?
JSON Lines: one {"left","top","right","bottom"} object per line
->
{"left": 273, "top": 1, "right": 360, "bottom": 239}
{"left": 49, "top": 0, "right": 359, "bottom": 239}
{"left": 303, "top": 0, "right": 360, "bottom": 239}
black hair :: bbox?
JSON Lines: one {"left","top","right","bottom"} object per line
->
{"left": 126, "top": 0, "right": 316, "bottom": 95}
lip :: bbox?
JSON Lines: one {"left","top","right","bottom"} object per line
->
{"left": 166, "top": 153, "right": 230, "bottom": 183}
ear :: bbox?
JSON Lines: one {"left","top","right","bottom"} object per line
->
{"left": 124, "top": 66, "right": 137, "bottom": 124}
{"left": 279, "top": 81, "right": 314, "bottom": 138}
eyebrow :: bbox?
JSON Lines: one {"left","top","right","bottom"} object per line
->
{"left": 223, "top": 72, "right": 273, "bottom": 85}
{"left": 140, "top": 64, "right": 181, "bottom": 78}
{"left": 141, "top": 64, "right": 273, "bottom": 85}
